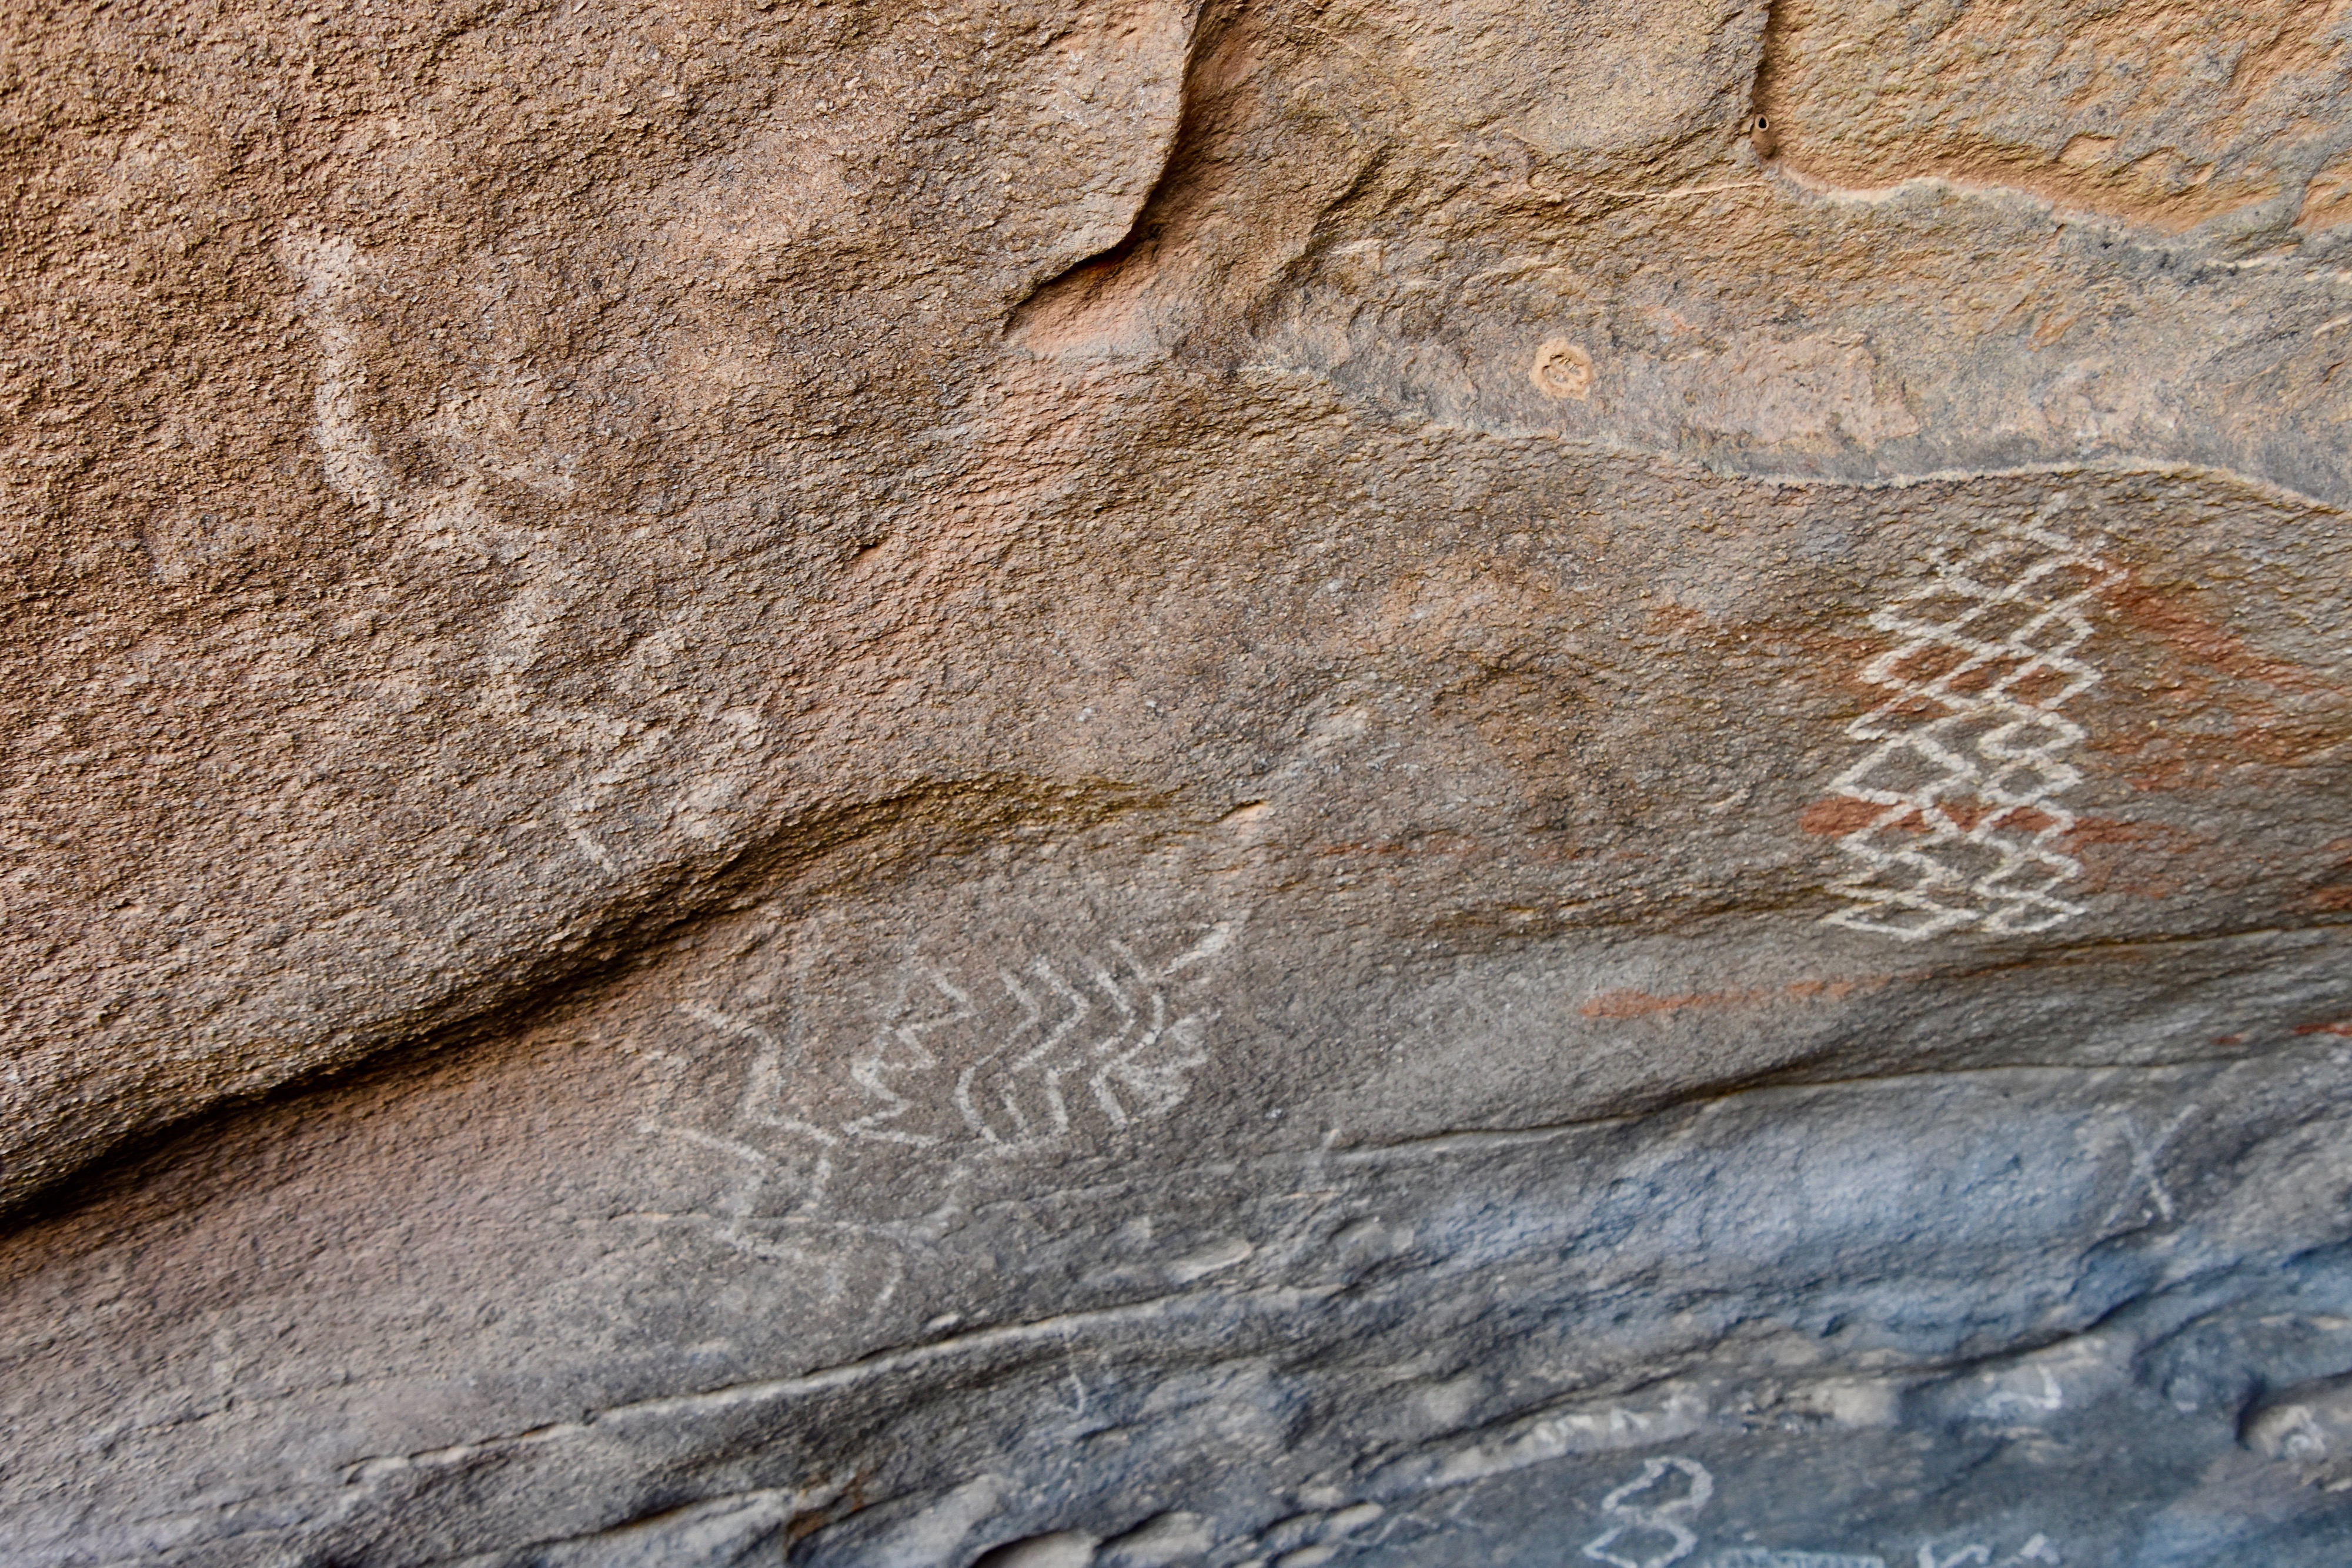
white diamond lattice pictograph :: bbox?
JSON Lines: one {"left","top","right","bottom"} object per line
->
{"left": 1822, "top": 510, "right": 2124, "bottom": 940}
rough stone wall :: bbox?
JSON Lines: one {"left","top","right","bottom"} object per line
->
{"left": 2, "top": 0, "right": 2348, "bottom": 1563}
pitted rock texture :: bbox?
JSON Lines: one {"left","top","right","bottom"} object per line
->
{"left": 2, "top": 0, "right": 2350, "bottom": 1563}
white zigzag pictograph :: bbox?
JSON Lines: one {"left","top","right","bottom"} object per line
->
{"left": 1821, "top": 504, "right": 2124, "bottom": 941}
{"left": 646, "top": 924, "right": 1238, "bottom": 1276}
{"left": 681, "top": 921, "right": 1238, "bottom": 1161}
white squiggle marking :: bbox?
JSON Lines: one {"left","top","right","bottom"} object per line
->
{"left": 284, "top": 231, "right": 506, "bottom": 553}
{"left": 843, "top": 964, "right": 974, "bottom": 1147}
{"left": 285, "top": 233, "right": 397, "bottom": 513}
{"left": 1917, "top": 1548, "right": 1990, "bottom": 1568}
{"left": 679, "top": 1002, "right": 838, "bottom": 1146}
{"left": 287, "top": 230, "right": 770, "bottom": 870}
{"left": 666, "top": 998, "right": 844, "bottom": 1221}
{"left": 642, "top": 1119, "right": 841, "bottom": 1255}
{"left": 1820, "top": 499, "right": 2124, "bottom": 940}
{"left": 1583, "top": 1456, "right": 1712, "bottom": 1568}
{"left": 657, "top": 917, "right": 1242, "bottom": 1242}
{"left": 1002, "top": 958, "right": 1088, "bottom": 1142}
{"left": 1980, "top": 1366, "right": 2064, "bottom": 1419}
{"left": 1162, "top": 920, "right": 1235, "bottom": 976}
{"left": 2096, "top": 1104, "right": 2197, "bottom": 1227}
{"left": 649, "top": 1120, "right": 780, "bottom": 1169}
{"left": 953, "top": 969, "right": 1039, "bottom": 1144}
{"left": 854, "top": 923, "right": 1237, "bottom": 1153}
{"left": 642, "top": 1106, "right": 907, "bottom": 1318}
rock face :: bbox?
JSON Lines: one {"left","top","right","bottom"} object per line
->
{"left": 4, "top": 0, "right": 2350, "bottom": 1563}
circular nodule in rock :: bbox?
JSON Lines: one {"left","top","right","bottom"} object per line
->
{"left": 1531, "top": 337, "right": 1595, "bottom": 400}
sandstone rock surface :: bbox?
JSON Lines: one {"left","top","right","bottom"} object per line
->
{"left": 3, "top": 0, "right": 2350, "bottom": 1563}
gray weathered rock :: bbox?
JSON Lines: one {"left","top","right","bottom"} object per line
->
{"left": 3, "top": 0, "right": 2348, "bottom": 1562}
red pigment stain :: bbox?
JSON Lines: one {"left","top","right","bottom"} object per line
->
{"left": 2294, "top": 1020, "right": 2352, "bottom": 1038}
{"left": 2004, "top": 664, "right": 2076, "bottom": 706}
{"left": 1802, "top": 797, "right": 1901, "bottom": 836}
{"left": 2052, "top": 817, "right": 2223, "bottom": 901}
{"left": 1582, "top": 975, "right": 1889, "bottom": 1020}
{"left": 2054, "top": 815, "right": 2186, "bottom": 848}
{"left": 1800, "top": 798, "right": 2057, "bottom": 837}
{"left": 1937, "top": 797, "right": 1999, "bottom": 831}
{"left": 2092, "top": 581, "right": 2351, "bottom": 791}
{"left": 2103, "top": 580, "right": 2329, "bottom": 693}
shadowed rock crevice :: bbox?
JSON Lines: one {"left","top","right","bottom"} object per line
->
{"left": 1003, "top": 0, "right": 1216, "bottom": 340}
{"left": 0, "top": 773, "right": 1175, "bottom": 1222}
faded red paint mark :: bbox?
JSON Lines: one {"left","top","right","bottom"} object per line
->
{"left": 2213, "top": 1034, "right": 2248, "bottom": 1046}
{"left": 1937, "top": 797, "right": 2000, "bottom": 831}
{"left": 2090, "top": 579, "right": 2350, "bottom": 792}
{"left": 1800, "top": 797, "right": 2060, "bottom": 837}
{"left": 1582, "top": 974, "right": 1890, "bottom": 1020}
{"left": 1800, "top": 797, "right": 1892, "bottom": 836}
{"left": 2294, "top": 1019, "right": 2352, "bottom": 1038}
{"left": 2003, "top": 663, "right": 2079, "bottom": 707}
{"left": 2102, "top": 580, "right": 2330, "bottom": 694}
{"left": 2060, "top": 816, "right": 2160, "bottom": 847}
{"left": 2052, "top": 816, "right": 2217, "bottom": 901}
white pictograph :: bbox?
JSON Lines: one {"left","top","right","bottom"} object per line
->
{"left": 641, "top": 924, "right": 1234, "bottom": 1290}
{"left": 1977, "top": 1366, "right": 2064, "bottom": 1420}
{"left": 1820, "top": 502, "right": 2124, "bottom": 940}
{"left": 676, "top": 921, "right": 1234, "bottom": 1160}
{"left": 890, "top": 925, "right": 1231, "bottom": 1150}
{"left": 2090, "top": 1105, "right": 2198, "bottom": 1230}
{"left": 1584, "top": 1456, "right": 1714, "bottom": 1568}
{"left": 950, "top": 933, "right": 1227, "bottom": 1145}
